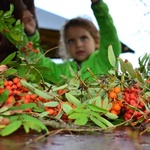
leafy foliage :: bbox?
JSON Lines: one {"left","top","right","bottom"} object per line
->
{"left": 0, "top": 4, "right": 27, "bottom": 47}
{"left": 0, "top": 4, "right": 150, "bottom": 137}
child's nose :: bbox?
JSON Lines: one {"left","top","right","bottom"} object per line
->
{"left": 76, "top": 39, "right": 82, "bottom": 47}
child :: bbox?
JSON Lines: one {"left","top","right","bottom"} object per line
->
{"left": 20, "top": 0, "right": 121, "bottom": 83}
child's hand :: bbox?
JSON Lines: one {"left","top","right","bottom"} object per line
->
{"left": 22, "top": 10, "right": 36, "bottom": 35}
{"left": 91, "top": 0, "right": 100, "bottom": 4}
{"left": 0, "top": 65, "right": 8, "bottom": 72}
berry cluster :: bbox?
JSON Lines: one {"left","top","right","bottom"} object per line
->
{"left": 21, "top": 42, "right": 39, "bottom": 54}
{"left": 122, "top": 83, "right": 146, "bottom": 121}
{"left": 2, "top": 77, "right": 28, "bottom": 104}
{"left": 108, "top": 87, "right": 124, "bottom": 115}
{"left": 0, "top": 78, "right": 75, "bottom": 122}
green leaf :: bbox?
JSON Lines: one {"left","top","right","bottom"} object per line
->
{"left": 91, "top": 112, "right": 114, "bottom": 127}
{"left": 52, "top": 84, "right": 68, "bottom": 92}
{"left": 106, "top": 102, "right": 113, "bottom": 111}
{"left": 135, "top": 70, "right": 145, "bottom": 84}
{"left": 65, "top": 92, "right": 81, "bottom": 106}
{"left": 37, "top": 101, "right": 45, "bottom": 110}
{"left": 0, "top": 10, "right": 3, "bottom": 16}
{"left": 17, "top": 65, "right": 29, "bottom": 77}
{"left": 95, "top": 97, "right": 102, "bottom": 107}
{"left": 0, "top": 52, "right": 16, "bottom": 65}
{"left": 3, "top": 10, "right": 11, "bottom": 17}
{"left": 72, "top": 107, "right": 89, "bottom": 114}
{"left": 39, "top": 111, "right": 49, "bottom": 118}
{"left": 12, "top": 24, "right": 23, "bottom": 31}
{"left": 36, "top": 66, "right": 57, "bottom": 84}
{"left": 62, "top": 103, "right": 73, "bottom": 114}
{"left": 1, "top": 110, "right": 12, "bottom": 116}
{"left": 90, "top": 111, "right": 117, "bottom": 127}
{"left": 29, "top": 67, "right": 41, "bottom": 83}
{"left": 0, "top": 80, "right": 4, "bottom": 87}
{"left": 23, "top": 123, "right": 30, "bottom": 133}
{"left": 108, "top": 45, "right": 116, "bottom": 68}
{"left": 102, "top": 97, "right": 109, "bottom": 109}
{"left": 9, "top": 4, "right": 14, "bottom": 15}
{"left": 0, "top": 106, "right": 9, "bottom": 113}
{"left": 124, "top": 59, "right": 136, "bottom": 78}
{"left": 138, "top": 53, "right": 150, "bottom": 75}
{"left": 74, "top": 117, "right": 88, "bottom": 125}
{"left": 10, "top": 115, "right": 19, "bottom": 122}
{"left": 55, "top": 109, "right": 63, "bottom": 119}
{"left": 0, "top": 90, "right": 9, "bottom": 103}
{"left": 117, "top": 57, "right": 126, "bottom": 73}
{"left": 6, "top": 61, "right": 19, "bottom": 67}
{"left": 20, "top": 80, "right": 53, "bottom": 99}
{"left": 88, "top": 96, "right": 100, "bottom": 104}
{"left": 145, "top": 92, "right": 150, "bottom": 97}
{"left": 9, "top": 31, "right": 21, "bottom": 41}
{"left": 34, "top": 88, "right": 53, "bottom": 99}
{"left": 0, "top": 120, "right": 22, "bottom": 136}
{"left": 90, "top": 116, "right": 107, "bottom": 129}
{"left": 68, "top": 104, "right": 88, "bottom": 114}
{"left": 88, "top": 104, "right": 108, "bottom": 113}
{"left": 68, "top": 112, "right": 88, "bottom": 119}
{"left": 10, "top": 103, "right": 36, "bottom": 110}
{"left": 23, "top": 122, "right": 42, "bottom": 133}
{"left": 3, "top": 68, "right": 17, "bottom": 77}
{"left": 32, "top": 106, "right": 44, "bottom": 113}
{"left": 21, "top": 114, "right": 48, "bottom": 132}
{"left": 4, "top": 33, "right": 16, "bottom": 44}
{"left": 44, "top": 101, "right": 59, "bottom": 107}
{"left": 5, "top": 17, "right": 16, "bottom": 24}
{"left": 104, "top": 112, "right": 118, "bottom": 120}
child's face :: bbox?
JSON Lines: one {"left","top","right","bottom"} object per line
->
{"left": 65, "top": 26, "right": 97, "bottom": 62}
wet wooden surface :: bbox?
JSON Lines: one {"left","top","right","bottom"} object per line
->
{"left": 0, "top": 126, "right": 150, "bottom": 150}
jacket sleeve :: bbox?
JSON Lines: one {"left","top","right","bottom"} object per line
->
{"left": 27, "top": 29, "right": 40, "bottom": 43}
{"left": 91, "top": 0, "right": 121, "bottom": 59}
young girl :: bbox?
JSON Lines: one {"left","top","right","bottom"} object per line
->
{"left": 20, "top": 0, "right": 121, "bottom": 83}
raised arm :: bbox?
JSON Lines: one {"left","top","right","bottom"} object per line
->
{"left": 91, "top": 0, "right": 121, "bottom": 57}
{"left": 91, "top": 0, "right": 100, "bottom": 4}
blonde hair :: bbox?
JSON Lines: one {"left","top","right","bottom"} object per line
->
{"left": 58, "top": 17, "right": 100, "bottom": 60}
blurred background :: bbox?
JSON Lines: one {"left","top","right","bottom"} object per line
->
{"left": 34, "top": 0, "right": 150, "bottom": 68}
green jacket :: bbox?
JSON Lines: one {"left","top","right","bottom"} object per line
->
{"left": 27, "top": 30, "right": 40, "bottom": 44}
{"left": 23, "top": 1, "right": 121, "bottom": 83}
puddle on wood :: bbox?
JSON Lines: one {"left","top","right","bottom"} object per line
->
{"left": 0, "top": 127, "right": 150, "bottom": 150}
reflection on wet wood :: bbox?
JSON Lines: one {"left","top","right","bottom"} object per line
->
{"left": 0, "top": 127, "right": 150, "bottom": 150}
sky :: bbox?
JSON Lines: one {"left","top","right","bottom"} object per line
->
{"left": 34, "top": 0, "right": 150, "bottom": 68}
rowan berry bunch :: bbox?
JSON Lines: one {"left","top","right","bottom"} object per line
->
{"left": 1, "top": 77, "right": 41, "bottom": 108}
{"left": 0, "top": 77, "right": 29, "bottom": 125}
{"left": 44, "top": 100, "right": 75, "bottom": 121}
{"left": 42, "top": 89, "right": 75, "bottom": 121}
{"left": 0, "top": 76, "right": 76, "bottom": 122}
{"left": 122, "top": 83, "right": 146, "bottom": 121}
{"left": 20, "top": 42, "right": 39, "bottom": 54}
{"left": 108, "top": 86, "right": 125, "bottom": 116}
{"left": 2, "top": 77, "right": 28, "bottom": 104}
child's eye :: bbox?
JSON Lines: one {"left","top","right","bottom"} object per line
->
{"left": 66, "top": 39, "right": 74, "bottom": 45}
{"left": 81, "top": 36, "right": 88, "bottom": 41}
